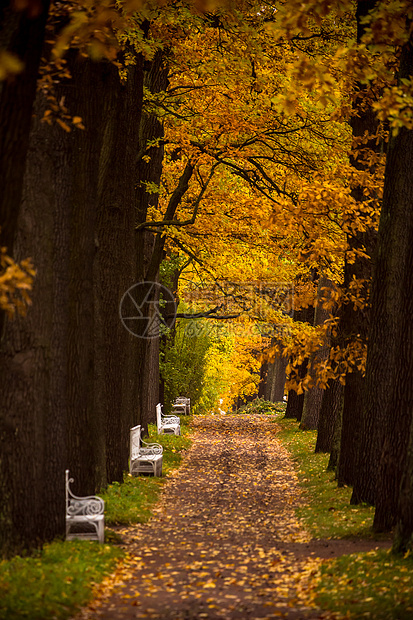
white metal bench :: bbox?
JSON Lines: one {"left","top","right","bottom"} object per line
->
{"left": 156, "top": 402, "right": 181, "bottom": 436}
{"left": 65, "top": 470, "right": 105, "bottom": 543}
{"left": 130, "top": 424, "right": 163, "bottom": 476}
{"left": 171, "top": 402, "right": 186, "bottom": 415}
{"left": 175, "top": 397, "right": 191, "bottom": 415}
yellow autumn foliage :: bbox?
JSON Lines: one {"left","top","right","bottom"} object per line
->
{"left": 0, "top": 246, "right": 36, "bottom": 317}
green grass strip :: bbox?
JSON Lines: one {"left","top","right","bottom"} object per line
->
{"left": 316, "top": 549, "right": 413, "bottom": 619}
{"left": 0, "top": 540, "right": 122, "bottom": 620}
{"left": 276, "top": 416, "right": 374, "bottom": 539}
{"left": 275, "top": 413, "right": 413, "bottom": 620}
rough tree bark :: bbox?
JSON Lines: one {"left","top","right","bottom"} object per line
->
{"left": 94, "top": 58, "right": 143, "bottom": 483}
{"left": 55, "top": 53, "right": 113, "bottom": 495}
{"left": 0, "top": 0, "right": 50, "bottom": 254}
{"left": 339, "top": 179, "right": 377, "bottom": 487}
{"left": 285, "top": 388, "right": 306, "bottom": 421}
{"left": 0, "top": 90, "right": 66, "bottom": 554}
{"left": 0, "top": 0, "right": 50, "bottom": 342}
{"left": 346, "top": 0, "right": 388, "bottom": 505}
{"left": 284, "top": 305, "right": 314, "bottom": 421}
{"left": 333, "top": 0, "right": 379, "bottom": 492}
{"left": 300, "top": 275, "right": 332, "bottom": 431}
{"left": 394, "top": 418, "right": 413, "bottom": 552}
{"left": 315, "top": 291, "right": 344, "bottom": 455}
{"left": 135, "top": 47, "right": 169, "bottom": 432}
{"left": 258, "top": 360, "right": 268, "bottom": 398}
{"left": 366, "top": 34, "right": 413, "bottom": 532}
{"left": 0, "top": 47, "right": 146, "bottom": 553}
{"left": 265, "top": 340, "right": 288, "bottom": 402}
{"left": 315, "top": 378, "right": 344, "bottom": 454}
{"left": 327, "top": 407, "right": 343, "bottom": 472}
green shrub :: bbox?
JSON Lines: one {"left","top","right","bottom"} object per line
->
{"left": 236, "top": 397, "right": 286, "bottom": 416}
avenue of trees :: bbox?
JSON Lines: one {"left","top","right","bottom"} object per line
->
{"left": 1, "top": 0, "right": 413, "bottom": 556}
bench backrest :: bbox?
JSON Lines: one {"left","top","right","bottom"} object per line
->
{"left": 172, "top": 404, "right": 186, "bottom": 414}
{"left": 130, "top": 424, "right": 141, "bottom": 462}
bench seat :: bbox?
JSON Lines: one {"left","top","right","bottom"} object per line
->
{"left": 130, "top": 425, "right": 163, "bottom": 476}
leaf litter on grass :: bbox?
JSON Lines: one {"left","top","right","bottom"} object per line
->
{"left": 73, "top": 415, "right": 330, "bottom": 620}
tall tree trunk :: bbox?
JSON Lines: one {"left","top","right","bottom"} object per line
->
{"left": 95, "top": 59, "right": 143, "bottom": 483}
{"left": 56, "top": 53, "right": 112, "bottom": 496}
{"left": 143, "top": 336, "right": 161, "bottom": 431}
{"left": 0, "top": 89, "right": 67, "bottom": 554}
{"left": 338, "top": 349, "right": 369, "bottom": 488}
{"left": 337, "top": 228, "right": 374, "bottom": 487}
{"left": 284, "top": 304, "right": 314, "bottom": 420}
{"left": 315, "top": 289, "right": 343, "bottom": 455}
{"left": 264, "top": 359, "right": 274, "bottom": 401}
{"left": 272, "top": 354, "right": 288, "bottom": 401}
{"left": 0, "top": 1, "right": 50, "bottom": 341}
{"left": 315, "top": 377, "right": 344, "bottom": 453}
{"left": 300, "top": 276, "right": 332, "bottom": 431}
{"left": 365, "top": 35, "right": 413, "bottom": 532}
{"left": 0, "top": 50, "right": 146, "bottom": 552}
{"left": 135, "top": 48, "right": 169, "bottom": 432}
{"left": 337, "top": 0, "right": 379, "bottom": 496}
{"left": 394, "top": 417, "right": 413, "bottom": 553}
{"left": 327, "top": 406, "right": 343, "bottom": 472}
{"left": 339, "top": 193, "right": 377, "bottom": 487}
{"left": 265, "top": 342, "right": 288, "bottom": 402}
{"left": 0, "top": 0, "right": 50, "bottom": 254}
{"left": 285, "top": 388, "right": 305, "bottom": 421}
{"left": 258, "top": 360, "right": 268, "bottom": 398}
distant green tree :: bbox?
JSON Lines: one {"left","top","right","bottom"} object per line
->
{"left": 160, "top": 314, "right": 212, "bottom": 413}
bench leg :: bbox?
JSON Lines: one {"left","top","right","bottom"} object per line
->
{"left": 97, "top": 519, "right": 105, "bottom": 543}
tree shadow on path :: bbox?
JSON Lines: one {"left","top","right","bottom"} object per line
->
{"left": 73, "top": 415, "right": 390, "bottom": 620}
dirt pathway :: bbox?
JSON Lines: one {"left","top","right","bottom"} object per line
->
{"left": 73, "top": 415, "right": 387, "bottom": 620}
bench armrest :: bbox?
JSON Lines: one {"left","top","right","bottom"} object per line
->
{"left": 67, "top": 497, "right": 104, "bottom": 517}
{"left": 141, "top": 439, "right": 163, "bottom": 455}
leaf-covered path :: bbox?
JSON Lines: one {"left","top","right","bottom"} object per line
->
{"left": 75, "top": 415, "right": 332, "bottom": 620}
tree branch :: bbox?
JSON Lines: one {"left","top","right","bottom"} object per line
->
{"left": 144, "top": 160, "right": 195, "bottom": 282}
{"left": 136, "top": 162, "right": 217, "bottom": 232}
{"left": 174, "top": 307, "right": 241, "bottom": 320}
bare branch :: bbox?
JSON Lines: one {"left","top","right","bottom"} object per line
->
{"left": 136, "top": 162, "right": 218, "bottom": 232}
{"left": 174, "top": 308, "right": 240, "bottom": 320}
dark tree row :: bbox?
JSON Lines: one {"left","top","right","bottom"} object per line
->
{"left": 284, "top": 2, "right": 413, "bottom": 553}
{"left": 0, "top": 4, "right": 169, "bottom": 554}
